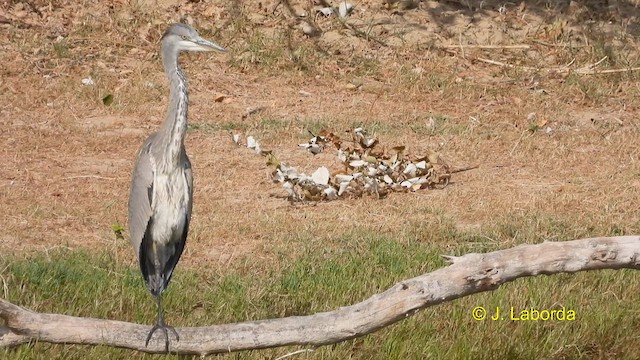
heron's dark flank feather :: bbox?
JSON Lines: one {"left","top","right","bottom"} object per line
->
{"left": 162, "top": 216, "right": 189, "bottom": 287}
{"left": 140, "top": 218, "right": 162, "bottom": 296}
{"left": 139, "top": 216, "right": 188, "bottom": 297}
{"left": 147, "top": 185, "right": 153, "bottom": 206}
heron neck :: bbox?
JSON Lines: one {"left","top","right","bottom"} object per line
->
{"left": 160, "top": 56, "right": 189, "bottom": 169}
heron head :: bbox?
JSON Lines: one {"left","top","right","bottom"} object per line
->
{"left": 161, "top": 23, "right": 226, "bottom": 53}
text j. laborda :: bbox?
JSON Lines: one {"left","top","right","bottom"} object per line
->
{"left": 472, "top": 306, "right": 576, "bottom": 321}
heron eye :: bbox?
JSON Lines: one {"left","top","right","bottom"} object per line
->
{"left": 181, "top": 35, "right": 188, "bottom": 40}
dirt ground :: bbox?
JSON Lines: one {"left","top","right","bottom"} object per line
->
{"left": 1, "top": 0, "right": 640, "bottom": 270}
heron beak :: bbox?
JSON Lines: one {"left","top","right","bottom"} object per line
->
{"left": 195, "top": 37, "right": 227, "bottom": 53}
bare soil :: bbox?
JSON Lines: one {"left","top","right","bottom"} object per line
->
{"left": 1, "top": 0, "right": 639, "bottom": 269}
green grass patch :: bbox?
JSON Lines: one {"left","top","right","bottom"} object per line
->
{"left": 2, "top": 223, "right": 639, "bottom": 359}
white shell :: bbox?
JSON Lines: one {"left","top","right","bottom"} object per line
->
{"left": 282, "top": 182, "right": 295, "bottom": 196}
{"left": 312, "top": 166, "right": 330, "bottom": 185}
{"left": 323, "top": 187, "right": 338, "bottom": 200}
{"left": 335, "top": 174, "right": 353, "bottom": 183}
{"left": 403, "top": 163, "right": 417, "bottom": 176}
{"left": 338, "top": 181, "right": 350, "bottom": 196}
{"left": 318, "top": 7, "right": 334, "bottom": 16}
{"left": 246, "top": 136, "right": 257, "bottom": 149}
{"left": 338, "top": 150, "right": 348, "bottom": 162}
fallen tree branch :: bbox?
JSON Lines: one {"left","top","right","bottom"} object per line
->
{"left": 1, "top": 236, "right": 639, "bottom": 355}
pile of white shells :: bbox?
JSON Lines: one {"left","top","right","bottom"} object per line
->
{"left": 233, "top": 128, "right": 451, "bottom": 202}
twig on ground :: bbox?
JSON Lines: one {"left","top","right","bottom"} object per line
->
{"left": 476, "top": 57, "right": 537, "bottom": 71}
{"left": 477, "top": 55, "right": 640, "bottom": 75}
{"left": 275, "top": 349, "right": 315, "bottom": 360}
{"left": 574, "top": 66, "right": 640, "bottom": 75}
{"left": 337, "top": 18, "right": 387, "bottom": 47}
{"left": 64, "top": 175, "right": 116, "bottom": 180}
{"left": 449, "top": 164, "right": 480, "bottom": 174}
{"left": 531, "top": 40, "right": 589, "bottom": 48}
{"left": 440, "top": 44, "right": 531, "bottom": 50}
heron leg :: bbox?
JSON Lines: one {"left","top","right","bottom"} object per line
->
{"left": 145, "top": 294, "right": 179, "bottom": 352}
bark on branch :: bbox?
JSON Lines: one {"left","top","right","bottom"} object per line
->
{"left": 1, "top": 236, "right": 639, "bottom": 355}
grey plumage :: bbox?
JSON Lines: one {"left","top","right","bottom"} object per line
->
{"left": 128, "top": 23, "right": 225, "bottom": 352}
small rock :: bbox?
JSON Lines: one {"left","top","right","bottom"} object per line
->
{"left": 301, "top": 22, "right": 318, "bottom": 36}
{"left": 345, "top": 79, "right": 363, "bottom": 91}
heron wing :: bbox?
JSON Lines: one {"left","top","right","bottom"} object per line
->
{"left": 184, "top": 152, "right": 193, "bottom": 222}
{"left": 128, "top": 133, "right": 157, "bottom": 257}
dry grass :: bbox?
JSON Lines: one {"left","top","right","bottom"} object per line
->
{"left": 1, "top": 0, "right": 640, "bottom": 358}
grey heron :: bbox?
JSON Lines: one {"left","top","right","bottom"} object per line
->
{"left": 127, "top": 23, "right": 225, "bottom": 352}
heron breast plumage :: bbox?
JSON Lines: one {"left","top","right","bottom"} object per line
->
{"left": 150, "top": 163, "right": 191, "bottom": 246}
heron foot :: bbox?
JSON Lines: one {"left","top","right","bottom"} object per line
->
{"left": 145, "top": 320, "right": 179, "bottom": 352}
